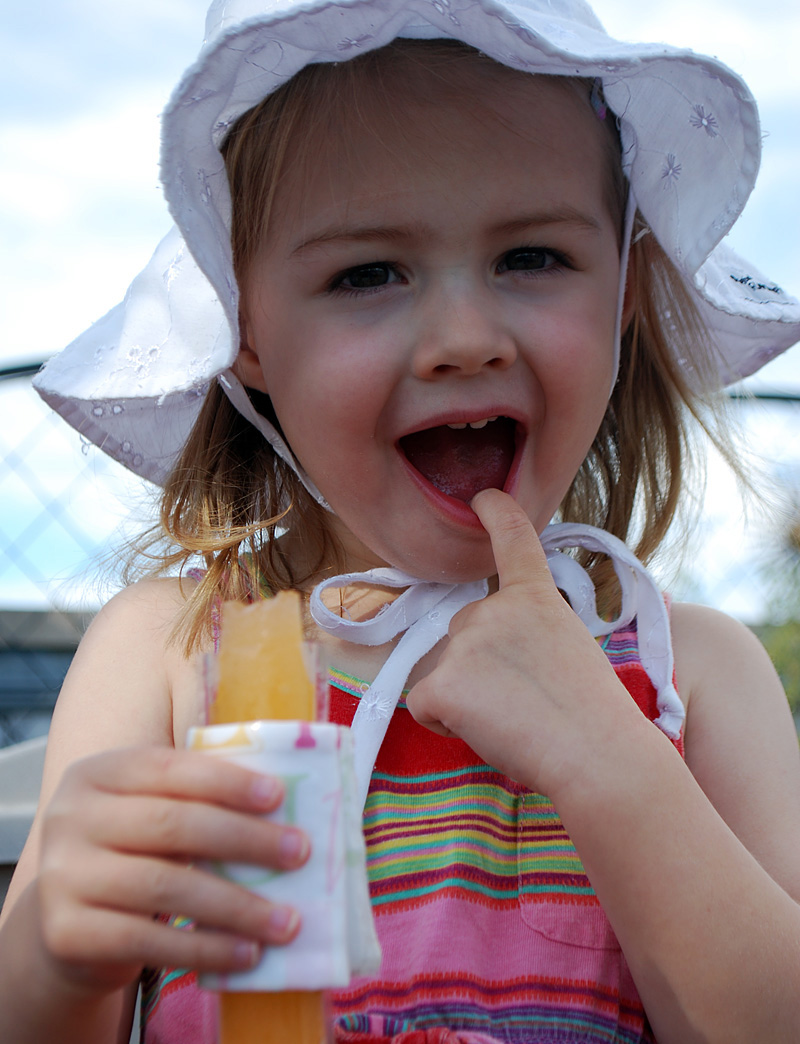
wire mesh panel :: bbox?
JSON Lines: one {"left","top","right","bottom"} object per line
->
{"left": 0, "top": 366, "right": 157, "bottom": 746}
{"left": 0, "top": 367, "right": 157, "bottom": 609}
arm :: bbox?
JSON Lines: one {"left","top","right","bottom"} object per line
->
{"left": 554, "top": 603, "right": 800, "bottom": 1043}
{"left": 0, "top": 580, "right": 308, "bottom": 1044}
{"left": 408, "top": 490, "right": 800, "bottom": 1043}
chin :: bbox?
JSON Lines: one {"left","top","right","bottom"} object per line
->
{"left": 384, "top": 544, "right": 498, "bottom": 585}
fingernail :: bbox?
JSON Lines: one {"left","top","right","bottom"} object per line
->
{"left": 233, "top": 940, "right": 260, "bottom": 968}
{"left": 279, "top": 828, "right": 309, "bottom": 867}
{"left": 251, "top": 775, "right": 283, "bottom": 806}
{"left": 268, "top": 904, "right": 300, "bottom": 940}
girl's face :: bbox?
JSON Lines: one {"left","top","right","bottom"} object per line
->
{"left": 237, "top": 62, "right": 625, "bottom": 582}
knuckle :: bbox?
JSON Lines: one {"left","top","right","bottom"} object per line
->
{"left": 41, "top": 903, "right": 82, "bottom": 962}
{"left": 501, "top": 509, "right": 533, "bottom": 538}
{"left": 38, "top": 844, "right": 82, "bottom": 897}
{"left": 109, "top": 917, "right": 145, "bottom": 962}
{"left": 146, "top": 745, "right": 180, "bottom": 783}
{"left": 226, "top": 884, "right": 260, "bottom": 927}
{"left": 410, "top": 674, "right": 446, "bottom": 720}
{"left": 145, "top": 861, "right": 178, "bottom": 907}
{"left": 53, "top": 759, "right": 91, "bottom": 806}
{"left": 45, "top": 787, "right": 105, "bottom": 843}
{"left": 191, "top": 930, "right": 240, "bottom": 970}
{"left": 40, "top": 802, "right": 73, "bottom": 846}
{"left": 449, "top": 601, "right": 477, "bottom": 632}
{"left": 147, "top": 800, "right": 184, "bottom": 846}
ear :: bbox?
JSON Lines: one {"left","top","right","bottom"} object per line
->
{"left": 232, "top": 314, "right": 269, "bottom": 393}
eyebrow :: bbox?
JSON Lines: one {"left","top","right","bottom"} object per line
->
{"left": 289, "top": 206, "right": 604, "bottom": 257}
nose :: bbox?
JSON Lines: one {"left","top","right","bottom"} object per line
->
{"left": 411, "top": 276, "right": 518, "bottom": 379}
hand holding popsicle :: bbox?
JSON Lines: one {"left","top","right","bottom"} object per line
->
{"left": 21, "top": 589, "right": 371, "bottom": 1044}
{"left": 33, "top": 745, "right": 307, "bottom": 996}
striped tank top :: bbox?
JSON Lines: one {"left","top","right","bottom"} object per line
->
{"left": 142, "top": 616, "right": 682, "bottom": 1043}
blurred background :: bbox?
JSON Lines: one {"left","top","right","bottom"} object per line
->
{"left": 1, "top": 0, "right": 800, "bottom": 754}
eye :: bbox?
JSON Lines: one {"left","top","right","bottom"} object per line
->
{"left": 497, "top": 248, "right": 562, "bottom": 274}
{"left": 332, "top": 262, "right": 401, "bottom": 292}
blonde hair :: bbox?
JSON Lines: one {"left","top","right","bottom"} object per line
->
{"left": 134, "top": 40, "right": 738, "bottom": 649}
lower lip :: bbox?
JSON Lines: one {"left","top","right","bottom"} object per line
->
{"left": 397, "top": 430, "right": 524, "bottom": 529}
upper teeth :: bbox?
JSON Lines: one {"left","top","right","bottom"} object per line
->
{"left": 447, "top": 416, "right": 498, "bottom": 430}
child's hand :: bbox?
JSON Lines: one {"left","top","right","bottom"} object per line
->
{"left": 406, "top": 488, "right": 645, "bottom": 798}
{"left": 35, "top": 747, "right": 309, "bottom": 996}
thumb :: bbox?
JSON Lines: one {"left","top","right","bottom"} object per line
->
{"left": 471, "top": 489, "right": 550, "bottom": 590}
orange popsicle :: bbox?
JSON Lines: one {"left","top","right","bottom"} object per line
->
{"left": 210, "top": 591, "right": 326, "bottom": 1044}
{"left": 211, "top": 593, "right": 316, "bottom": 724}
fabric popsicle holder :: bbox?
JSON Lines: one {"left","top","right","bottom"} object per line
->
{"left": 187, "top": 719, "right": 381, "bottom": 991}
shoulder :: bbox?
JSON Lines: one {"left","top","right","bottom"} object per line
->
{"left": 670, "top": 599, "right": 790, "bottom": 740}
{"left": 669, "top": 601, "right": 794, "bottom": 735}
{"left": 44, "top": 577, "right": 206, "bottom": 785}
{"left": 67, "top": 576, "right": 195, "bottom": 674}
{"left": 670, "top": 600, "right": 777, "bottom": 698}
{"left": 69, "top": 577, "right": 199, "bottom": 698}
{"left": 74, "top": 575, "right": 208, "bottom": 733}
{"left": 670, "top": 601, "right": 800, "bottom": 898}
{"left": 85, "top": 574, "right": 199, "bottom": 630}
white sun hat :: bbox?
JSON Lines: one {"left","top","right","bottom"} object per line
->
{"left": 34, "top": 0, "right": 800, "bottom": 486}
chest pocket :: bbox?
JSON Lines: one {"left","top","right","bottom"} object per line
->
{"left": 517, "top": 791, "right": 621, "bottom": 951}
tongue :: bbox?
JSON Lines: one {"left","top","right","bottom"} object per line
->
{"left": 400, "top": 420, "right": 515, "bottom": 502}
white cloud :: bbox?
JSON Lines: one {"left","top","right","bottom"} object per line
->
{"left": 0, "top": 100, "right": 162, "bottom": 223}
{"left": 592, "top": 0, "right": 800, "bottom": 99}
{"left": 2, "top": 0, "right": 797, "bottom": 370}
{"left": 0, "top": 96, "right": 171, "bottom": 361}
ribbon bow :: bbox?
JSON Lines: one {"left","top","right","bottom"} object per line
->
{"left": 310, "top": 522, "right": 684, "bottom": 809}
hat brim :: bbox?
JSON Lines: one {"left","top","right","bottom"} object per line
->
{"left": 34, "top": 0, "right": 800, "bottom": 484}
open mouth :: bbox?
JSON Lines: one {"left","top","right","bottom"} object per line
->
{"left": 398, "top": 416, "right": 519, "bottom": 503}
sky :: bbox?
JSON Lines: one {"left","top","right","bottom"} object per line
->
{"left": 1, "top": 0, "right": 799, "bottom": 385}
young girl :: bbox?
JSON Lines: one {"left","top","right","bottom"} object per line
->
{"left": 4, "top": 0, "right": 800, "bottom": 1041}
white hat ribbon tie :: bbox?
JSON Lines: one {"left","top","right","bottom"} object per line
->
{"left": 311, "top": 523, "right": 684, "bottom": 809}
{"left": 311, "top": 571, "right": 488, "bottom": 810}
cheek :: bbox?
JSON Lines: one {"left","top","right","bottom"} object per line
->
{"left": 535, "top": 316, "right": 615, "bottom": 414}
{"left": 567, "top": 300, "right": 617, "bottom": 388}
{"left": 525, "top": 320, "right": 615, "bottom": 507}
{"left": 550, "top": 365, "right": 612, "bottom": 456}
{"left": 275, "top": 317, "right": 396, "bottom": 397}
